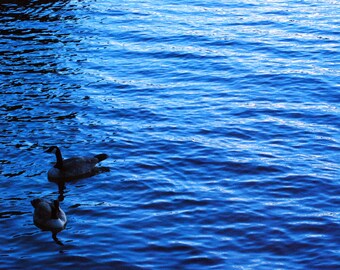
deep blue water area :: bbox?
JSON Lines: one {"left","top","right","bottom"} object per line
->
{"left": 0, "top": 0, "right": 339, "bottom": 269}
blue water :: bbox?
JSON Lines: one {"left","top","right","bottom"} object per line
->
{"left": 0, "top": 0, "right": 339, "bottom": 269}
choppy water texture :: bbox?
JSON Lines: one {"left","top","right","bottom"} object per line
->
{"left": 0, "top": 0, "right": 339, "bottom": 269}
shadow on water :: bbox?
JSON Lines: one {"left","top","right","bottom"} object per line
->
{"left": 0, "top": 0, "right": 84, "bottom": 154}
{"left": 0, "top": 0, "right": 72, "bottom": 42}
{"left": 0, "top": 0, "right": 78, "bottom": 84}
{"left": 0, "top": 0, "right": 82, "bottom": 165}
{"left": 0, "top": 0, "right": 81, "bottom": 247}
{"left": 0, "top": 0, "right": 70, "bottom": 15}
{"left": 0, "top": 0, "right": 82, "bottom": 161}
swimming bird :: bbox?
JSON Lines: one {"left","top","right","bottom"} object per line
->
{"left": 31, "top": 198, "right": 67, "bottom": 232}
{"left": 45, "top": 146, "right": 108, "bottom": 182}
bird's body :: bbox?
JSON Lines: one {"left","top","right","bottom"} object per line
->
{"left": 31, "top": 198, "right": 67, "bottom": 232}
{"left": 45, "top": 146, "right": 108, "bottom": 182}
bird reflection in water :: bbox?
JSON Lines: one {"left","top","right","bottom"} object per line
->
{"left": 55, "top": 166, "right": 110, "bottom": 202}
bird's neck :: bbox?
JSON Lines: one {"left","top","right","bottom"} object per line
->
{"left": 51, "top": 207, "right": 59, "bottom": 219}
{"left": 54, "top": 147, "right": 63, "bottom": 169}
{"left": 51, "top": 201, "right": 60, "bottom": 219}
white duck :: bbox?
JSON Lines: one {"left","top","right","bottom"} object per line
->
{"left": 31, "top": 198, "right": 67, "bottom": 232}
{"left": 45, "top": 146, "right": 108, "bottom": 182}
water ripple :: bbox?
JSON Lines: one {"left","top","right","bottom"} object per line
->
{"left": 1, "top": 0, "right": 339, "bottom": 269}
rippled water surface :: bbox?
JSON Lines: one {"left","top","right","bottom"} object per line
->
{"left": 1, "top": 0, "right": 339, "bottom": 269}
